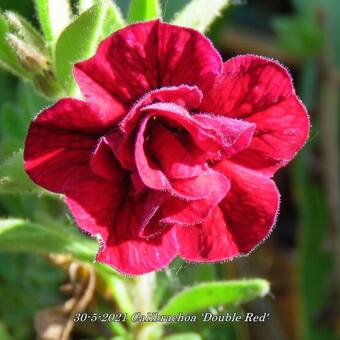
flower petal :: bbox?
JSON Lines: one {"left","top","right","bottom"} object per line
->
{"left": 31, "top": 98, "right": 118, "bottom": 133}
{"left": 171, "top": 170, "right": 229, "bottom": 202}
{"left": 148, "top": 124, "right": 208, "bottom": 179}
{"left": 135, "top": 107, "right": 229, "bottom": 199}
{"left": 74, "top": 65, "right": 126, "bottom": 123}
{"left": 194, "top": 114, "right": 255, "bottom": 158}
{"left": 161, "top": 170, "right": 230, "bottom": 226}
{"left": 65, "top": 176, "right": 125, "bottom": 242}
{"left": 111, "top": 86, "right": 203, "bottom": 171}
{"left": 96, "top": 202, "right": 178, "bottom": 275}
{"left": 176, "top": 206, "right": 240, "bottom": 261}
{"left": 74, "top": 20, "right": 221, "bottom": 105}
{"left": 119, "top": 85, "right": 203, "bottom": 135}
{"left": 230, "top": 96, "right": 309, "bottom": 175}
{"left": 177, "top": 160, "right": 279, "bottom": 261}
{"left": 201, "top": 55, "right": 309, "bottom": 175}
{"left": 24, "top": 98, "right": 118, "bottom": 193}
{"left": 90, "top": 138, "right": 123, "bottom": 181}
{"left": 65, "top": 175, "right": 173, "bottom": 275}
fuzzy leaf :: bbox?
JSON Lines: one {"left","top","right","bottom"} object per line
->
{"left": 34, "top": 0, "right": 72, "bottom": 41}
{"left": 53, "top": 2, "right": 107, "bottom": 95}
{"left": 0, "top": 218, "right": 97, "bottom": 260}
{"left": 160, "top": 279, "right": 270, "bottom": 315}
{"left": 100, "top": 1, "right": 125, "bottom": 39}
{"left": 128, "top": 0, "right": 161, "bottom": 23}
{"left": 0, "top": 13, "right": 28, "bottom": 77}
{"left": 171, "top": 0, "right": 230, "bottom": 33}
{"left": 0, "top": 151, "right": 43, "bottom": 194}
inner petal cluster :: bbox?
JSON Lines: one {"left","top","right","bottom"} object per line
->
{"left": 89, "top": 85, "right": 255, "bottom": 236}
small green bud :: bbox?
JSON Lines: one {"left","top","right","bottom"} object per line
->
{"left": 7, "top": 33, "right": 50, "bottom": 75}
{"left": 4, "top": 11, "right": 48, "bottom": 55}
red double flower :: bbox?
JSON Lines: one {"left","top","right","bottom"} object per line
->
{"left": 24, "top": 20, "right": 309, "bottom": 275}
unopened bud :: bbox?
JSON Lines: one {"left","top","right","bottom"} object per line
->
{"left": 5, "top": 11, "right": 48, "bottom": 55}
{"left": 7, "top": 33, "right": 50, "bottom": 75}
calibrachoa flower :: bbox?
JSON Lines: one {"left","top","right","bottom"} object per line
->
{"left": 24, "top": 20, "right": 309, "bottom": 275}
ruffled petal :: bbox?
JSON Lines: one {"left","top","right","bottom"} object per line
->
{"left": 177, "top": 160, "right": 279, "bottom": 261}
{"left": 119, "top": 85, "right": 203, "bottom": 135}
{"left": 96, "top": 202, "right": 178, "bottom": 275}
{"left": 74, "top": 20, "right": 221, "bottom": 105}
{"left": 158, "top": 21, "right": 222, "bottom": 89}
{"left": 135, "top": 107, "right": 229, "bottom": 200}
{"left": 171, "top": 170, "right": 229, "bottom": 201}
{"left": 148, "top": 124, "right": 208, "bottom": 179}
{"left": 31, "top": 98, "right": 118, "bottom": 133}
{"left": 161, "top": 170, "right": 230, "bottom": 225}
{"left": 24, "top": 98, "right": 119, "bottom": 193}
{"left": 216, "top": 160, "right": 279, "bottom": 253}
{"left": 160, "top": 170, "right": 230, "bottom": 226}
{"left": 201, "top": 55, "right": 309, "bottom": 175}
{"left": 65, "top": 176, "right": 174, "bottom": 274}
{"left": 90, "top": 138, "right": 123, "bottom": 181}
{"left": 176, "top": 206, "right": 240, "bottom": 261}
{"left": 230, "top": 96, "right": 309, "bottom": 175}
{"left": 111, "top": 86, "right": 203, "bottom": 171}
{"left": 65, "top": 176, "right": 125, "bottom": 242}
{"left": 74, "top": 65, "right": 126, "bottom": 123}
{"left": 194, "top": 114, "right": 255, "bottom": 158}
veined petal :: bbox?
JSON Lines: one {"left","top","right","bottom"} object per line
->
{"left": 201, "top": 55, "right": 309, "bottom": 176}
{"left": 96, "top": 201, "right": 178, "bottom": 275}
{"left": 74, "top": 20, "right": 221, "bottom": 105}
{"left": 65, "top": 176, "right": 125, "bottom": 242}
{"left": 148, "top": 124, "right": 208, "bottom": 179}
{"left": 90, "top": 138, "right": 123, "bottom": 181}
{"left": 176, "top": 206, "right": 240, "bottom": 261}
{"left": 177, "top": 160, "right": 279, "bottom": 261}
{"left": 161, "top": 170, "right": 230, "bottom": 226}
{"left": 65, "top": 176, "right": 174, "bottom": 275}
{"left": 24, "top": 98, "right": 119, "bottom": 193}
{"left": 194, "top": 114, "right": 255, "bottom": 157}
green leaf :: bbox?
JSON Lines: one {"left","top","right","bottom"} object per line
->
{"left": 272, "top": 15, "right": 322, "bottom": 57}
{"left": 160, "top": 279, "right": 270, "bottom": 315}
{"left": 128, "top": 0, "right": 161, "bottom": 23}
{"left": 0, "top": 13, "right": 28, "bottom": 77}
{"left": 34, "top": 0, "right": 72, "bottom": 41}
{"left": 0, "top": 322, "right": 11, "bottom": 340}
{"left": 0, "top": 218, "right": 97, "bottom": 260}
{"left": 78, "top": 0, "right": 95, "bottom": 13}
{"left": 163, "top": 333, "right": 202, "bottom": 340}
{"left": 171, "top": 0, "right": 230, "bottom": 33}
{"left": 100, "top": 1, "right": 125, "bottom": 40}
{"left": 53, "top": 2, "right": 106, "bottom": 95}
{"left": 0, "top": 151, "right": 43, "bottom": 194}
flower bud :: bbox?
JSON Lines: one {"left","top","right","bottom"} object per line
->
{"left": 4, "top": 11, "right": 48, "bottom": 55}
{"left": 7, "top": 33, "right": 49, "bottom": 75}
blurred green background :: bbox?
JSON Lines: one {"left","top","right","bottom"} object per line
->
{"left": 0, "top": 0, "right": 339, "bottom": 339}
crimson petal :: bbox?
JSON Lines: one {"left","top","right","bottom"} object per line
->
{"left": 74, "top": 20, "right": 222, "bottom": 106}
{"left": 90, "top": 138, "right": 123, "bottom": 181}
{"left": 24, "top": 98, "right": 116, "bottom": 193}
{"left": 148, "top": 124, "right": 208, "bottom": 179}
{"left": 177, "top": 160, "right": 279, "bottom": 261}
{"left": 194, "top": 114, "right": 255, "bottom": 158}
{"left": 65, "top": 176, "right": 175, "bottom": 274}
{"left": 201, "top": 55, "right": 309, "bottom": 176}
